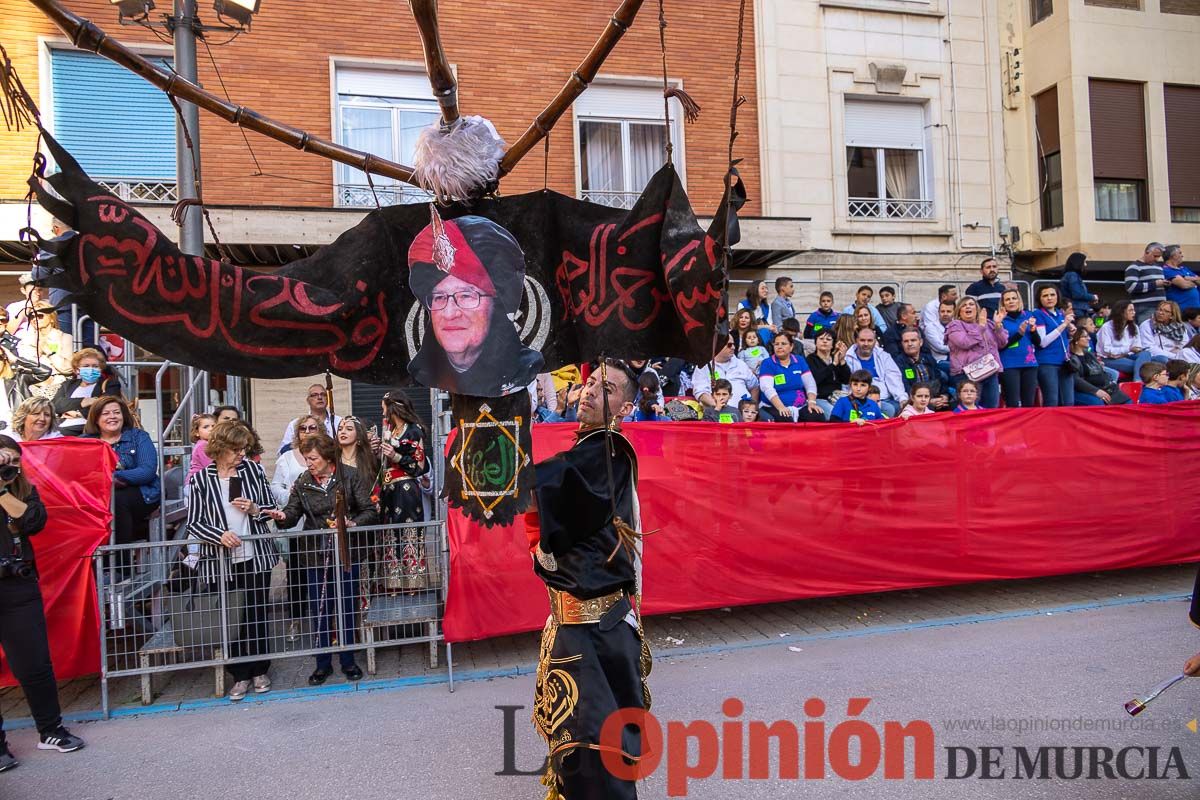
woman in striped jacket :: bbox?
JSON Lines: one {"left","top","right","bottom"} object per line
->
{"left": 186, "top": 420, "right": 281, "bottom": 702}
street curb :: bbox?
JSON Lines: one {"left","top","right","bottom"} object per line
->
{"left": 5, "top": 590, "right": 1188, "bottom": 729}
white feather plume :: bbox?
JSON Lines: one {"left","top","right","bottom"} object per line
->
{"left": 412, "top": 115, "right": 507, "bottom": 203}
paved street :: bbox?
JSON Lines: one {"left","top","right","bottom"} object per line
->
{"left": 3, "top": 565, "right": 1199, "bottom": 799}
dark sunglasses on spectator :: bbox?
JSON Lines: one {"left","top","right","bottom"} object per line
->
{"left": 298, "top": 424, "right": 319, "bottom": 432}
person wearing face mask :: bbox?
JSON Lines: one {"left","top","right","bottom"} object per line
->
{"left": 51, "top": 349, "right": 122, "bottom": 436}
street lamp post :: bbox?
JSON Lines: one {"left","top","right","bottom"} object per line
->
{"left": 173, "top": 0, "right": 203, "bottom": 258}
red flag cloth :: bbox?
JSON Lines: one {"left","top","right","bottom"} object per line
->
{"left": 444, "top": 403, "right": 1200, "bottom": 642}
{"left": 0, "top": 439, "right": 116, "bottom": 686}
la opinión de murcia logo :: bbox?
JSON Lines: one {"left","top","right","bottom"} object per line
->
{"left": 497, "top": 699, "right": 1191, "bottom": 796}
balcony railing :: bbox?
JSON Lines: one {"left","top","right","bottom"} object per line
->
{"left": 580, "top": 190, "right": 641, "bottom": 210}
{"left": 337, "top": 183, "right": 433, "bottom": 208}
{"left": 848, "top": 197, "right": 934, "bottom": 220}
{"left": 96, "top": 179, "right": 178, "bottom": 204}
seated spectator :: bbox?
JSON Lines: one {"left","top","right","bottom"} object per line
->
{"left": 852, "top": 305, "right": 879, "bottom": 339}
{"left": 830, "top": 370, "right": 884, "bottom": 424}
{"left": 845, "top": 327, "right": 907, "bottom": 417}
{"left": 947, "top": 297, "right": 1007, "bottom": 409}
{"left": 757, "top": 332, "right": 823, "bottom": 422}
{"left": 770, "top": 276, "right": 797, "bottom": 327}
{"left": 692, "top": 336, "right": 758, "bottom": 408}
{"left": 1138, "top": 300, "right": 1189, "bottom": 368}
{"left": 274, "top": 434, "right": 378, "bottom": 686}
{"left": 1166, "top": 359, "right": 1190, "bottom": 397}
{"left": 1094, "top": 303, "right": 1111, "bottom": 329}
{"left": 805, "top": 328, "right": 851, "bottom": 419}
{"left": 953, "top": 380, "right": 983, "bottom": 413}
{"left": 630, "top": 372, "right": 671, "bottom": 422}
{"left": 1068, "top": 330, "right": 1131, "bottom": 406}
{"left": 1185, "top": 307, "right": 1200, "bottom": 339}
{"left": 1096, "top": 299, "right": 1144, "bottom": 378}
{"left": 701, "top": 379, "right": 742, "bottom": 423}
{"left": 10, "top": 397, "right": 62, "bottom": 442}
{"left": 922, "top": 298, "right": 956, "bottom": 371}
{"left": 737, "top": 398, "right": 759, "bottom": 422}
{"left": 739, "top": 280, "right": 775, "bottom": 343}
{"left": 876, "top": 286, "right": 900, "bottom": 331}
{"left": 627, "top": 360, "right": 664, "bottom": 407}
{"left": 832, "top": 314, "right": 858, "bottom": 353}
{"left": 732, "top": 308, "right": 756, "bottom": 350}
{"left": 998, "top": 289, "right": 1040, "bottom": 408}
{"left": 880, "top": 302, "right": 919, "bottom": 359}
{"left": 52, "top": 348, "right": 121, "bottom": 435}
{"left": 843, "top": 286, "right": 888, "bottom": 332}
{"left": 185, "top": 420, "right": 282, "bottom": 701}
{"left": 1185, "top": 364, "right": 1200, "bottom": 400}
{"left": 738, "top": 329, "right": 768, "bottom": 374}
{"left": 895, "top": 330, "right": 950, "bottom": 411}
{"left": 900, "top": 382, "right": 936, "bottom": 418}
{"left": 781, "top": 317, "right": 802, "bottom": 342}
{"left": 185, "top": 413, "right": 217, "bottom": 484}
{"left": 804, "top": 291, "right": 840, "bottom": 340}
{"left": 921, "top": 284, "right": 959, "bottom": 333}
{"left": 1177, "top": 334, "right": 1200, "bottom": 365}
{"left": 866, "top": 385, "right": 884, "bottom": 413}
{"left": 1138, "top": 362, "right": 1180, "bottom": 404}
{"left": 84, "top": 397, "right": 159, "bottom": 577}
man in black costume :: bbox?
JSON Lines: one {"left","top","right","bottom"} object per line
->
{"left": 406, "top": 208, "right": 544, "bottom": 396}
{"left": 526, "top": 360, "right": 651, "bottom": 800}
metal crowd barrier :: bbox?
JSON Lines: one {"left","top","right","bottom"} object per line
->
{"left": 93, "top": 520, "right": 447, "bottom": 717}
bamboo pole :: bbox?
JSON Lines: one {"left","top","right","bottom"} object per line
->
{"left": 26, "top": 0, "right": 418, "bottom": 184}
{"left": 408, "top": 0, "right": 460, "bottom": 127}
{"left": 497, "top": 0, "right": 646, "bottom": 176}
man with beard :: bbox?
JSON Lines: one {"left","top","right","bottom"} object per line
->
{"left": 406, "top": 208, "right": 543, "bottom": 396}
{"left": 526, "top": 359, "right": 650, "bottom": 799}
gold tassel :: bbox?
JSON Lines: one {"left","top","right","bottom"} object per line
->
{"left": 665, "top": 86, "right": 701, "bottom": 123}
{"left": 541, "top": 764, "right": 563, "bottom": 800}
{"left": 605, "top": 516, "right": 657, "bottom": 564}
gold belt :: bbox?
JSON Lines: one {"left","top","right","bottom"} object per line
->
{"left": 547, "top": 588, "right": 624, "bottom": 625}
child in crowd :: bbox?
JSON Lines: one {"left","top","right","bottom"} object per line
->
{"left": 1138, "top": 362, "right": 1178, "bottom": 404}
{"left": 1185, "top": 364, "right": 1200, "bottom": 400}
{"left": 829, "top": 370, "right": 884, "bottom": 424}
{"left": 900, "top": 382, "right": 936, "bottom": 418}
{"left": 953, "top": 380, "right": 982, "bottom": 413}
{"left": 739, "top": 330, "right": 768, "bottom": 374}
{"left": 1094, "top": 303, "right": 1111, "bottom": 330}
{"left": 804, "top": 291, "right": 840, "bottom": 340}
{"left": 1076, "top": 315, "right": 1097, "bottom": 337}
{"left": 702, "top": 379, "right": 743, "bottom": 423}
{"left": 781, "top": 318, "right": 802, "bottom": 340}
{"left": 185, "top": 412, "right": 217, "bottom": 483}
{"left": 631, "top": 372, "right": 669, "bottom": 421}
{"left": 738, "top": 398, "right": 759, "bottom": 422}
{"left": 1166, "top": 360, "right": 1190, "bottom": 397}
{"left": 867, "top": 385, "right": 885, "bottom": 415}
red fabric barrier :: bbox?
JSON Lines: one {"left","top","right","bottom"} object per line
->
{"left": 445, "top": 403, "right": 1200, "bottom": 642}
{"left": 0, "top": 439, "right": 116, "bottom": 686}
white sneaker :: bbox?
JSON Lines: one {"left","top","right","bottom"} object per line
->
{"left": 229, "top": 680, "right": 250, "bottom": 701}
{"left": 252, "top": 675, "right": 271, "bottom": 694}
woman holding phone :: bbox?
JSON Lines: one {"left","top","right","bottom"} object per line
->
{"left": 185, "top": 420, "right": 281, "bottom": 702}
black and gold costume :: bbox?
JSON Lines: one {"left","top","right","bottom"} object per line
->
{"left": 529, "top": 427, "right": 651, "bottom": 800}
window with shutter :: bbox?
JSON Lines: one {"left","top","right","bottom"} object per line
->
{"left": 1084, "top": 0, "right": 1140, "bottom": 10}
{"left": 1031, "top": 0, "right": 1053, "bottom": 23}
{"left": 1088, "top": 79, "right": 1148, "bottom": 222}
{"left": 1035, "top": 86, "right": 1063, "bottom": 229}
{"left": 844, "top": 98, "right": 931, "bottom": 220}
{"left": 333, "top": 67, "right": 438, "bottom": 208}
{"left": 1164, "top": 85, "right": 1200, "bottom": 223}
{"left": 1161, "top": 0, "right": 1200, "bottom": 15}
{"left": 49, "top": 48, "right": 177, "bottom": 204}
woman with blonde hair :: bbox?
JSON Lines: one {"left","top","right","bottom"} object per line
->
{"left": 832, "top": 313, "right": 858, "bottom": 353}
{"left": 51, "top": 348, "right": 120, "bottom": 435}
{"left": 10, "top": 397, "right": 61, "bottom": 442}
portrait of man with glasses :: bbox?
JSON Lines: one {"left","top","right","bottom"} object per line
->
{"left": 406, "top": 209, "right": 544, "bottom": 397}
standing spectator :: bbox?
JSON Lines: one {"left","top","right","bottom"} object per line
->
{"left": 701, "top": 379, "right": 742, "bottom": 423}
{"left": 1068, "top": 330, "right": 1130, "bottom": 407}
{"left": 845, "top": 327, "right": 907, "bottom": 417}
{"left": 277, "top": 384, "right": 342, "bottom": 456}
{"left": 5, "top": 274, "right": 42, "bottom": 337}
{"left": 10, "top": 397, "right": 62, "bottom": 442}
{"left": 1124, "top": 242, "right": 1167, "bottom": 323}
{"left": 832, "top": 313, "right": 859, "bottom": 353}
{"left": 843, "top": 286, "right": 888, "bottom": 332}
{"left": 1162, "top": 246, "right": 1200, "bottom": 310}
{"left": 692, "top": 337, "right": 758, "bottom": 407}
{"left": 737, "top": 330, "right": 768, "bottom": 374}
{"left": 84, "top": 397, "right": 159, "bottom": 576}
{"left": 880, "top": 302, "right": 918, "bottom": 359}
{"left": 1032, "top": 286, "right": 1075, "bottom": 407}
{"left": 378, "top": 392, "right": 432, "bottom": 591}
{"left": 757, "top": 332, "right": 823, "bottom": 422}
{"left": 51, "top": 348, "right": 121, "bottom": 435}
{"left": 17, "top": 305, "right": 72, "bottom": 398}
{"left": 1059, "top": 252, "right": 1099, "bottom": 320}
{"left": 213, "top": 405, "right": 241, "bottom": 424}
{"left": 953, "top": 380, "right": 982, "bottom": 413}
{"left": 921, "top": 284, "right": 959, "bottom": 333}
{"left": 923, "top": 298, "right": 956, "bottom": 368}
{"left": 876, "top": 287, "right": 900, "bottom": 331}
{"left": 185, "top": 413, "right": 217, "bottom": 484}
{"left": 1096, "top": 299, "right": 1144, "bottom": 378}
{"left": 731, "top": 308, "right": 756, "bottom": 350}
{"left": 270, "top": 414, "right": 321, "bottom": 642}
{"left": 829, "top": 370, "right": 884, "bottom": 423}
{"left": 896, "top": 330, "right": 950, "bottom": 411}
{"left": 998, "top": 289, "right": 1040, "bottom": 408}
{"left": 186, "top": 421, "right": 281, "bottom": 701}
{"left": 805, "top": 328, "right": 851, "bottom": 418}
{"left": 1138, "top": 300, "right": 1189, "bottom": 367}
{"left": 738, "top": 280, "right": 775, "bottom": 343}
{"left": 965, "top": 257, "right": 1006, "bottom": 320}
{"left": 0, "top": 435, "right": 85, "bottom": 768}
{"left": 770, "top": 277, "right": 796, "bottom": 327}
{"left": 1137, "top": 362, "right": 1175, "bottom": 404}
{"left": 274, "top": 434, "right": 378, "bottom": 685}
{"left": 946, "top": 297, "right": 1007, "bottom": 409}
{"left": 900, "top": 382, "right": 936, "bottom": 418}
{"left": 337, "top": 417, "right": 379, "bottom": 477}
{"left": 804, "top": 291, "right": 841, "bottom": 339}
